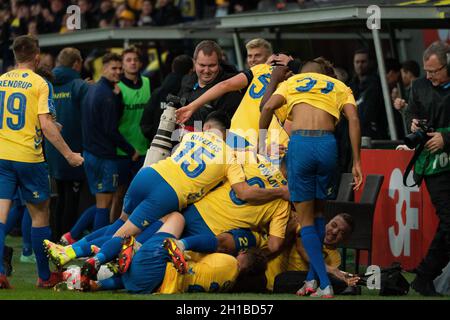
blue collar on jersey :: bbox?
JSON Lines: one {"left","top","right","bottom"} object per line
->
{"left": 193, "top": 82, "right": 200, "bottom": 90}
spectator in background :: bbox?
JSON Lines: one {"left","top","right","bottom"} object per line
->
{"left": 334, "top": 66, "right": 349, "bottom": 83}
{"left": 27, "top": 18, "right": 38, "bottom": 36}
{"left": 178, "top": 40, "right": 243, "bottom": 130}
{"left": 393, "top": 60, "right": 420, "bottom": 111}
{"left": 245, "top": 38, "right": 273, "bottom": 68}
{"left": 118, "top": 9, "right": 136, "bottom": 28}
{"left": 78, "top": 0, "right": 96, "bottom": 30}
{"left": 0, "top": 4, "right": 14, "bottom": 72}
{"left": 39, "top": 52, "right": 55, "bottom": 71}
{"left": 228, "top": 0, "right": 258, "bottom": 14}
{"left": 141, "top": 54, "right": 194, "bottom": 142}
{"left": 137, "top": 0, "right": 154, "bottom": 26}
{"left": 385, "top": 58, "right": 405, "bottom": 139}
{"left": 46, "top": 48, "right": 90, "bottom": 241}
{"left": 385, "top": 58, "right": 401, "bottom": 90}
{"left": 153, "top": 0, "right": 182, "bottom": 26}
{"left": 95, "top": 0, "right": 116, "bottom": 27}
{"left": 9, "top": 0, "right": 30, "bottom": 37}
{"left": 349, "top": 48, "right": 388, "bottom": 140}
{"left": 48, "top": 0, "right": 66, "bottom": 33}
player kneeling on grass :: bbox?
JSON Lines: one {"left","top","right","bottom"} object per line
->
{"left": 78, "top": 212, "right": 267, "bottom": 294}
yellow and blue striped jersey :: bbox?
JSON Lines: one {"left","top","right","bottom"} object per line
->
{"left": 230, "top": 64, "right": 290, "bottom": 149}
{"left": 157, "top": 253, "right": 239, "bottom": 294}
{"left": 151, "top": 131, "right": 246, "bottom": 209}
{"left": 273, "top": 72, "right": 356, "bottom": 123}
{"left": 0, "top": 69, "right": 55, "bottom": 163}
{"left": 194, "top": 154, "right": 290, "bottom": 238}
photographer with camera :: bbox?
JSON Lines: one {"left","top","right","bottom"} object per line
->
{"left": 405, "top": 41, "right": 450, "bottom": 296}
{"left": 177, "top": 40, "right": 243, "bottom": 131}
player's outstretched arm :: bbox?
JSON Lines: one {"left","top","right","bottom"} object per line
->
{"left": 342, "top": 103, "right": 363, "bottom": 191}
{"left": 39, "top": 114, "right": 84, "bottom": 167}
{"left": 176, "top": 73, "right": 248, "bottom": 124}
{"left": 231, "top": 182, "right": 290, "bottom": 205}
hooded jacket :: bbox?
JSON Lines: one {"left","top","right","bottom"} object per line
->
{"left": 45, "top": 66, "right": 88, "bottom": 181}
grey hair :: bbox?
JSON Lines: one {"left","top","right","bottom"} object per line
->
{"left": 423, "top": 41, "right": 449, "bottom": 66}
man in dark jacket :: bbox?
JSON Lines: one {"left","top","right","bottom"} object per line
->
{"left": 406, "top": 41, "right": 450, "bottom": 296}
{"left": 178, "top": 40, "right": 243, "bottom": 131}
{"left": 46, "top": 48, "right": 89, "bottom": 240}
{"left": 82, "top": 53, "right": 138, "bottom": 233}
{"left": 140, "top": 54, "right": 193, "bottom": 142}
{"left": 349, "top": 48, "right": 388, "bottom": 140}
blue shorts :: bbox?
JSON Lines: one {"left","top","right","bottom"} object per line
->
{"left": 124, "top": 167, "right": 180, "bottom": 230}
{"left": 287, "top": 130, "right": 337, "bottom": 202}
{"left": 181, "top": 204, "right": 215, "bottom": 238}
{"left": 0, "top": 160, "right": 50, "bottom": 203}
{"left": 83, "top": 151, "right": 119, "bottom": 194}
{"left": 122, "top": 232, "right": 173, "bottom": 294}
{"left": 226, "top": 229, "right": 257, "bottom": 252}
{"left": 117, "top": 156, "right": 145, "bottom": 186}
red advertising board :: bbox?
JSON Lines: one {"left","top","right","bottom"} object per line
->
{"left": 358, "top": 149, "right": 439, "bottom": 270}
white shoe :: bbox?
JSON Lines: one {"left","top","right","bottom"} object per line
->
{"left": 296, "top": 280, "right": 318, "bottom": 296}
{"left": 310, "top": 285, "right": 334, "bottom": 298}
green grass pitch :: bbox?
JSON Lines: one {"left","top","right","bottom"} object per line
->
{"left": 1, "top": 236, "right": 449, "bottom": 300}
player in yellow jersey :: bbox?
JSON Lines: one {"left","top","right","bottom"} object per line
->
{"left": 0, "top": 36, "right": 83, "bottom": 289}
{"left": 260, "top": 58, "right": 363, "bottom": 298}
{"left": 79, "top": 111, "right": 289, "bottom": 280}
{"left": 175, "top": 54, "right": 299, "bottom": 153}
{"left": 80, "top": 212, "right": 267, "bottom": 294}
{"left": 265, "top": 213, "right": 359, "bottom": 294}
{"left": 160, "top": 154, "right": 290, "bottom": 273}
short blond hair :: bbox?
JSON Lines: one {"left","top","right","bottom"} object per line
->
{"left": 245, "top": 38, "right": 273, "bottom": 55}
{"left": 56, "top": 48, "right": 82, "bottom": 68}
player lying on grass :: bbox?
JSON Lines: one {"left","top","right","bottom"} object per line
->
{"left": 265, "top": 213, "right": 360, "bottom": 295}
{"left": 73, "top": 110, "right": 288, "bottom": 281}
{"left": 78, "top": 212, "right": 267, "bottom": 294}
{"left": 45, "top": 152, "right": 290, "bottom": 270}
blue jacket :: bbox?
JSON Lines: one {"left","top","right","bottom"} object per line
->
{"left": 45, "top": 66, "right": 88, "bottom": 181}
{"left": 82, "top": 77, "right": 135, "bottom": 158}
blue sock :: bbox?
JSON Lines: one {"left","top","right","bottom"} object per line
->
{"left": 72, "top": 236, "right": 111, "bottom": 257}
{"left": 93, "top": 208, "right": 110, "bottom": 231}
{"left": 136, "top": 221, "right": 163, "bottom": 244}
{"left": 0, "top": 223, "right": 5, "bottom": 274}
{"left": 105, "top": 218, "right": 125, "bottom": 236}
{"left": 300, "top": 226, "right": 330, "bottom": 289}
{"left": 5, "top": 205, "right": 24, "bottom": 234}
{"left": 99, "top": 275, "right": 124, "bottom": 290}
{"left": 181, "top": 234, "right": 218, "bottom": 253}
{"left": 96, "top": 236, "right": 123, "bottom": 265}
{"left": 72, "top": 225, "right": 111, "bottom": 257}
{"left": 84, "top": 224, "right": 109, "bottom": 242}
{"left": 306, "top": 217, "right": 326, "bottom": 282}
{"left": 70, "top": 205, "right": 96, "bottom": 239}
{"left": 31, "top": 226, "right": 52, "bottom": 280}
{"left": 21, "top": 208, "right": 32, "bottom": 256}
{"left": 315, "top": 217, "right": 326, "bottom": 244}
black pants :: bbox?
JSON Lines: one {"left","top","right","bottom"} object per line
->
{"left": 273, "top": 271, "right": 348, "bottom": 294}
{"left": 49, "top": 179, "right": 94, "bottom": 240}
{"left": 417, "top": 171, "right": 450, "bottom": 280}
